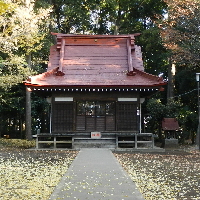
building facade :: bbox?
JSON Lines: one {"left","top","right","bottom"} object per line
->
{"left": 25, "top": 33, "right": 166, "bottom": 149}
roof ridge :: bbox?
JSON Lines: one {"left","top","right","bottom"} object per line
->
{"left": 51, "top": 32, "right": 141, "bottom": 38}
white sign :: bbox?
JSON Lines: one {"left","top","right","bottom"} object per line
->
{"left": 91, "top": 132, "right": 101, "bottom": 139}
{"left": 118, "top": 98, "right": 137, "bottom": 101}
{"left": 55, "top": 97, "right": 73, "bottom": 101}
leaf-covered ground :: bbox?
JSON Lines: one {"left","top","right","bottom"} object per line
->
{"left": 114, "top": 149, "right": 200, "bottom": 200}
{"left": 0, "top": 144, "right": 78, "bottom": 200}
{"left": 1, "top": 139, "right": 200, "bottom": 200}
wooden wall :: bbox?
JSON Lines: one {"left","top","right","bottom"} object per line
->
{"left": 51, "top": 91, "right": 140, "bottom": 133}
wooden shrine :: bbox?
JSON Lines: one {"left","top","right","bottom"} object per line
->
{"left": 25, "top": 33, "right": 166, "bottom": 149}
{"left": 162, "top": 118, "right": 180, "bottom": 148}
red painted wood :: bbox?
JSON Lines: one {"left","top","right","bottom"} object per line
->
{"left": 127, "top": 38, "right": 133, "bottom": 72}
{"left": 63, "top": 59, "right": 127, "bottom": 65}
{"left": 162, "top": 118, "right": 179, "bottom": 131}
{"left": 25, "top": 34, "right": 167, "bottom": 88}
{"left": 58, "top": 39, "right": 65, "bottom": 72}
{"left": 64, "top": 46, "right": 127, "bottom": 57}
{"left": 64, "top": 38, "right": 127, "bottom": 46}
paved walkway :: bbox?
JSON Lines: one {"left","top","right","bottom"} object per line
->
{"left": 49, "top": 149, "right": 145, "bottom": 200}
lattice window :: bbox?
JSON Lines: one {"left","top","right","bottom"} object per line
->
{"left": 52, "top": 103, "right": 73, "bottom": 132}
{"left": 117, "top": 102, "right": 137, "bottom": 131}
{"left": 76, "top": 101, "right": 115, "bottom": 131}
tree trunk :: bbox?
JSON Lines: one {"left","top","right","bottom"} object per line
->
{"left": 167, "top": 58, "right": 175, "bottom": 99}
{"left": 114, "top": 2, "right": 121, "bottom": 35}
{"left": 196, "top": 122, "right": 200, "bottom": 149}
{"left": 19, "top": 117, "right": 23, "bottom": 139}
{"left": 158, "top": 121, "right": 162, "bottom": 141}
{"left": 26, "top": 53, "right": 31, "bottom": 67}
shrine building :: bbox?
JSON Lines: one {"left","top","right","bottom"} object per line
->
{"left": 24, "top": 33, "right": 166, "bottom": 149}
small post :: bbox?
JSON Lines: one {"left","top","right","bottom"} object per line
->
{"left": 196, "top": 73, "right": 200, "bottom": 151}
{"left": 54, "top": 136, "right": 56, "bottom": 149}
{"left": 116, "top": 135, "right": 118, "bottom": 148}
{"left": 152, "top": 134, "right": 154, "bottom": 149}
{"left": 135, "top": 134, "right": 137, "bottom": 149}
{"left": 36, "top": 136, "right": 39, "bottom": 149}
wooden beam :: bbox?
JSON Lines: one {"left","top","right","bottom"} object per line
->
{"left": 59, "top": 38, "right": 65, "bottom": 72}
{"left": 127, "top": 38, "right": 133, "bottom": 72}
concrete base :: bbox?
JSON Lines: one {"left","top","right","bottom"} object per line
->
{"left": 34, "top": 132, "right": 156, "bottom": 150}
{"left": 113, "top": 147, "right": 165, "bottom": 153}
{"left": 165, "top": 139, "right": 178, "bottom": 148}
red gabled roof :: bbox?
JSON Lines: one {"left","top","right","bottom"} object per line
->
{"left": 162, "top": 118, "right": 179, "bottom": 131}
{"left": 25, "top": 33, "right": 166, "bottom": 88}
{"left": 26, "top": 66, "right": 165, "bottom": 87}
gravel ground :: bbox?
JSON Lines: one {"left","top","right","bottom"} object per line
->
{"left": 0, "top": 140, "right": 199, "bottom": 200}
{"left": 114, "top": 147, "right": 200, "bottom": 200}
{"left": 0, "top": 146, "right": 78, "bottom": 200}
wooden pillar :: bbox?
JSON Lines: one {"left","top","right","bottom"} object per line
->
{"left": 36, "top": 136, "right": 39, "bottom": 149}
{"left": 152, "top": 134, "right": 154, "bottom": 148}
{"left": 116, "top": 135, "right": 118, "bottom": 148}
{"left": 25, "top": 87, "right": 32, "bottom": 140}
{"left": 54, "top": 136, "right": 56, "bottom": 149}
{"left": 135, "top": 134, "right": 137, "bottom": 149}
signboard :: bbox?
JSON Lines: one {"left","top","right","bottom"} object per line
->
{"left": 91, "top": 132, "right": 101, "bottom": 139}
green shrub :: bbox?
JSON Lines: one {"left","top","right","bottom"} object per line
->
{"left": 0, "top": 138, "right": 35, "bottom": 149}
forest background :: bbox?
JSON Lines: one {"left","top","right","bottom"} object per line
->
{"left": 0, "top": 0, "right": 199, "bottom": 144}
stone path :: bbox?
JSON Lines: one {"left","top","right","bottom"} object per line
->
{"left": 49, "top": 148, "right": 144, "bottom": 200}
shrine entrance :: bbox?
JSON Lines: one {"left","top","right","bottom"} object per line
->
{"left": 76, "top": 100, "right": 138, "bottom": 132}
{"left": 52, "top": 99, "right": 138, "bottom": 132}
{"left": 76, "top": 101, "right": 116, "bottom": 131}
